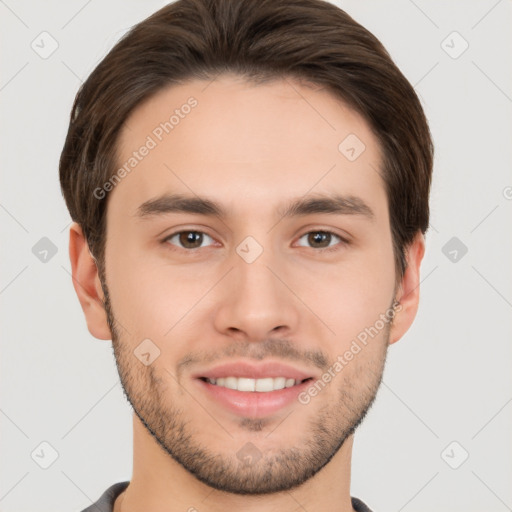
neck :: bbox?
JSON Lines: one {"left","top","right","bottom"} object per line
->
{"left": 115, "top": 413, "right": 356, "bottom": 512}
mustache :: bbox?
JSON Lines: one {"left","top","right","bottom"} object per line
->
{"left": 177, "top": 338, "right": 329, "bottom": 374}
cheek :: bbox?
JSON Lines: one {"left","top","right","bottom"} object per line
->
{"left": 105, "top": 242, "right": 217, "bottom": 343}
{"left": 300, "top": 244, "right": 396, "bottom": 344}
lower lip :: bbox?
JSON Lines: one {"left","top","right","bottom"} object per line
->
{"left": 196, "top": 379, "right": 312, "bottom": 418}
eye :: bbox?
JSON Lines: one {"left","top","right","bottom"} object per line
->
{"left": 296, "top": 230, "right": 346, "bottom": 251}
{"left": 164, "top": 230, "right": 216, "bottom": 250}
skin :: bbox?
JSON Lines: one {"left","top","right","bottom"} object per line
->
{"left": 69, "top": 74, "right": 424, "bottom": 512}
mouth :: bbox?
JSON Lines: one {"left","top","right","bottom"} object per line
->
{"left": 192, "top": 361, "right": 317, "bottom": 418}
{"left": 196, "top": 377, "right": 314, "bottom": 418}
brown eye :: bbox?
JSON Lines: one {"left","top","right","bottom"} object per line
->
{"left": 297, "top": 231, "right": 344, "bottom": 250}
{"left": 165, "top": 231, "right": 214, "bottom": 249}
{"left": 309, "top": 232, "right": 331, "bottom": 248}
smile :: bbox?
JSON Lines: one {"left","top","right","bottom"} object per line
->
{"left": 200, "top": 376, "right": 312, "bottom": 392}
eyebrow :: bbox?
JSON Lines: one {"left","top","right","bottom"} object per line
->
{"left": 135, "top": 192, "right": 375, "bottom": 221}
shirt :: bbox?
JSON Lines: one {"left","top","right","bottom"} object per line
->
{"left": 80, "top": 481, "right": 374, "bottom": 511}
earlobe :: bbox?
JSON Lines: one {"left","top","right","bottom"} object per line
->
{"left": 388, "top": 232, "right": 425, "bottom": 345}
{"left": 69, "top": 222, "right": 112, "bottom": 340}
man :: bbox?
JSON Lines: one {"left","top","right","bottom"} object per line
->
{"left": 60, "top": 0, "right": 433, "bottom": 510}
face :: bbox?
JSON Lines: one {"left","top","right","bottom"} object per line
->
{"left": 99, "top": 74, "right": 401, "bottom": 494}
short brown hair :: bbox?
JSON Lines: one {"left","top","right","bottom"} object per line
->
{"left": 59, "top": 0, "right": 433, "bottom": 277}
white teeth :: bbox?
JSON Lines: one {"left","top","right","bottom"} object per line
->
{"left": 237, "top": 377, "right": 256, "bottom": 392}
{"left": 206, "top": 376, "right": 303, "bottom": 392}
{"left": 223, "top": 376, "right": 238, "bottom": 390}
{"left": 273, "top": 377, "right": 286, "bottom": 390}
{"left": 255, "top": 377, "right": 274, "bottom": 392}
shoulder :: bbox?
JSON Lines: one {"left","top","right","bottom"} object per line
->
{"left": 79, "top": 481, "right": 130, "bottom": 512}
{"left": 351, "top": 496, "right": 375, "bottom": 512}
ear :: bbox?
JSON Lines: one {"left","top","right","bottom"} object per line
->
{"left": 388, "top": 232, "right": 425, "bottom": 345}
{"left": 68, "top": 222, "right": 111, "bottom": 340}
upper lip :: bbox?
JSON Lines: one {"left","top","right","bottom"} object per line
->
{"left": 193, "top": 360, "right": 316, "bottom": 381}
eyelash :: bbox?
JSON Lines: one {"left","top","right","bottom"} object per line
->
{"left": 161, "top": 229, "right": 349, "bottom": 253}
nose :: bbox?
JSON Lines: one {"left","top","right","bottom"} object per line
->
{"left": 213, "top": 247, "right": 301, "bottom": 343}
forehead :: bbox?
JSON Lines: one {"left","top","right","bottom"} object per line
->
{"left": 110, "top": 74, "right": 386, "bottom": 221}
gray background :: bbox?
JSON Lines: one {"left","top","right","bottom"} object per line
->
{"left": 1, "top": 1, "right": 511, "bottom": 511}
